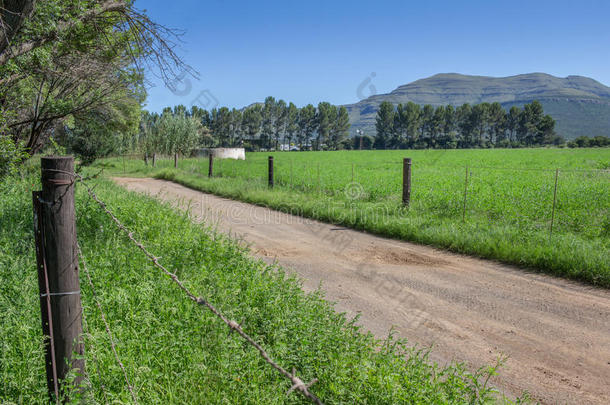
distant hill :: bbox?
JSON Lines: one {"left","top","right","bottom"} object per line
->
{"left": 344, "top": 73, "right": 610, "bottom": 139}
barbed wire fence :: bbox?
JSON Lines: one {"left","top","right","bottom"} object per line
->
{"left": 43, "top": 168, "right": 324, "bottom": 404}
{"left": 106, "top": 152, "right": 609, "bottom": 240}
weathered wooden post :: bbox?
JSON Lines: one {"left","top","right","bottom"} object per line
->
{"left": 268, "top": 156, "right": 274, "bottom": 188}
{"left": 208, "top": 154, "right": 214, "bottom": 177}
{"left": 36, "top": 156, "right": 84, "bottom": 402}
{"left": 174, "top": 152, "right": 178, "bottom": 168}
{"left": 402, "top": 158, "right": 412, "bottom": 206}
{"left": 152, "top": 153, "right": 157, "bottom": 167}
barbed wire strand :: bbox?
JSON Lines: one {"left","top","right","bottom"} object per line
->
{"left": 65, "top": 171, "right": 323, "bottom": 405}
{"left": 77, "top": 243, "right": 139, "bottom": 405}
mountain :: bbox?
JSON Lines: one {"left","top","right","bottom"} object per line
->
{"left": 344, "top": 73, "right": 610, "bottom": 139}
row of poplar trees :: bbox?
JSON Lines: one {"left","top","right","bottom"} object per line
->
{"left": 374, "top": 100, "right": 561, "bottom": 149}
{"left": 147, "top": 96, "right": 351, "bottom": 152}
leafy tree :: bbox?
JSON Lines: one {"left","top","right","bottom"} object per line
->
{"left": 298, "top": 104, "right": 316, "bottom": 149}
{"left": 273, "top": 99, "right": 287, "bottom": 149}
{"left": 488, "top": 102, "right": 507, "bottom": 144}
{"left": 229, "top": 108, "right": 243, "bottom": 146}
{"left": 330, "top": 106, "right": 350, "bottom": 149}
{"left": 418, "top": 104, "right": 435, "bottom": 148}
{"left": 284, "top": 102, "right": 299, "bottom": 146}
{"left": 157, "top": 111, "right": 201, "bottom": 159}
{"left": 374, "top": 101, "right": 394, "bottom": 149}
{"left": 316, "top": 102, "right": 333, "bottom": 150}
{"left": 506, "top": 106, "right": 521, "bottom": 142}
{"left": 0, "top": 0, "right": 189, "bottom": 161}
{"left": 404, "top": 102, "right": 421, "bottom": 147}
{"left": 261, "top": 96, "right": 277, "bottom": 149}
{"left": 242, "top": 104, "right": 262, "bottom": 144}
{"left": 61, "top": 96, "right": 141, "bottom": 165}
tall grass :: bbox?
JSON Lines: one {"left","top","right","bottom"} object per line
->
{"left": 0, "top": 172, "right": 515, "bottom": 404}
{"left": 97, "top": 148, "right": 610, "bottom": 287}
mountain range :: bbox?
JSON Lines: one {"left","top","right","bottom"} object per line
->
{"left": 343, "top": 73, "right": 610, "bottom": 139}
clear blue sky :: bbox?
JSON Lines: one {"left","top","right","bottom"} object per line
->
{"left": 141, "top": 0, "right": 610, "bottom": 112}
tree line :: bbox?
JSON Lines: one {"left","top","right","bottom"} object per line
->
{"left": 374, "top": 100, "right": 563, "bottom": 149}
{"left": 142, "top": 97, "right": 351, "bottom": 153}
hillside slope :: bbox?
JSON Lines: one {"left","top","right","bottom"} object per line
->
{"left": 344, "top": 73, "right": 610, "bottom": 139}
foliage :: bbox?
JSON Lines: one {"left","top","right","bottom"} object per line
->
{"left": 0, "top": 173, "right": 509, "bottom": 403}
{"left": 374, "top": 100, "right": 561, "bottom": 149}
{"left": 567, "top": 135, "right": 610, "bottom": 148}
{"left": 58, "top": 96, "right": 142, "bottom": 165}
{"left": 0, "top": 134, "right": 28, "bottom": 178}
{"left": 137, "top": 108, "right": 204, "bottom": 159}
{"left": 0, "top": 0, "right": 186, "bottom": 161}
{"left": 155, "top": 98, "right": 351, "bottom": 152}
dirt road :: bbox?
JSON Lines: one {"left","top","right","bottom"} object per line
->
{"left": 114, "top": 177, "right": 610, "bottom": 404}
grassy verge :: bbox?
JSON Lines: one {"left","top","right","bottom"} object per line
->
{"left": 0, "top": 171, "right": 516, "bottom": 404}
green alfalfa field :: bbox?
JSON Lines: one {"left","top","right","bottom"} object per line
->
{"left": 98, "top": 147, "right": 610, "bottom": 287}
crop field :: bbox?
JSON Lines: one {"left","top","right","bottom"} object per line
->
{"left": 99, "top": 148, "right": 610, "bottom": 286}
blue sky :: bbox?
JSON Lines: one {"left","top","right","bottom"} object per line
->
{"left": 141, "top": 0, "right": 610, "bottom": 112}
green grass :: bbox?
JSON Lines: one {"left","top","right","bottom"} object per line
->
{"left": 0, "top": 171, "right": 517, "bottom": 404}
{"left": 98, "top": 148, "right": 610, "bottom": 287}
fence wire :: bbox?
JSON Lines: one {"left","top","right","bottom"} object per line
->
{"left": 65, "top": 171, "right": 323, "bottom": 405}
{"left": 77, "top": 243, "right": 139, "bottom": 404}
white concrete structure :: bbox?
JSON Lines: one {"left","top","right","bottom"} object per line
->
{"left": 195, "top": 148, "right": 246, "bottom": 160}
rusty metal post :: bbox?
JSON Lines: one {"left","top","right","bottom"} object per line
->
{"left": 402, "top": 158, "right": 412, "bottom": 206}
{"left": 268, "top": 156, "right": 274, "bottom": 188}
{"left": 462, "top": 166, "right": 469, "bottom": 222}
{"left": 550, "top": 168, "right": 559, "bottom": 238}
{"left": 33, "top": 192, "right": 59, "bottom": 401}
{"left": 38, "top": 156, "right": 84, "bottom": 402}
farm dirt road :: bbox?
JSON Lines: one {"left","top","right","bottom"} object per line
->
{"left": 114, "top": 177, "right": 610, "bottom": 404}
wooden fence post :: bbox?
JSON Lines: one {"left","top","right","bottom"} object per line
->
{"left": 37, "top": 156, "right": 84, "bottom": 402}
{"left": 174, "top": 152, "right": 178, "bottom": 168}
{"left": 208, "top": 154, "right": 214, "bottom": 177}
{"left": 152, "top": 153, "right": 157, "bottom": 168}
{"left": 402, "top": 158, "right": 412, "bottom": 206}
{"left": 268, "top": 156, "right": 274, "bottom": 188}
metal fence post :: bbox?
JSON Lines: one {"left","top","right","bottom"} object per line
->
{"left": 462, "top": 166, "right": 469, "bottom": 222}
{"left": 550, "top": 168, "right": 559, "bottom": 239}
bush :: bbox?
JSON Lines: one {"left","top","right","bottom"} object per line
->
{"left": 0, "top": 133, "right": 29, "bottom": 179}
